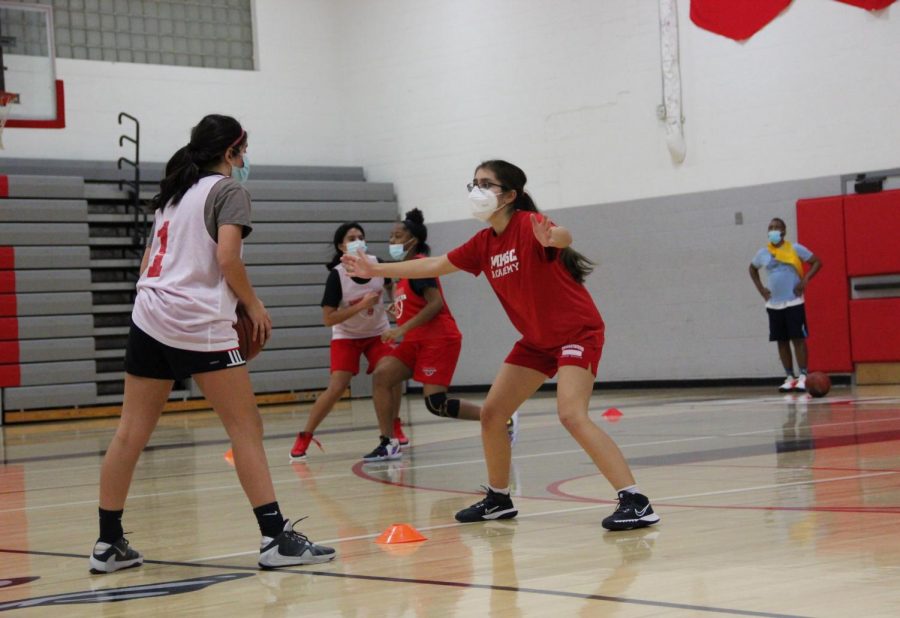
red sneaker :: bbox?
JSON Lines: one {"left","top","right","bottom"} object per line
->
{"left": 393, "top": 418, "right": 409, "bottom": 447}
{"left": 290, "top": 432, "right": 322, "bottom": 461}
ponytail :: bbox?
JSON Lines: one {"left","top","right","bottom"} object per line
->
{"left": 476, "top": 159, "right": 595, "bottom": 283}
{"left": 153, "top": 114, "right": 246, "bottom": 210}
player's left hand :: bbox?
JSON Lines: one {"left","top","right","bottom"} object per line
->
{"left": 531, "top": 213, "right": 553, "bottom": 247}
{"left": 794, "top": 280, "right": 807, "bottom": 296}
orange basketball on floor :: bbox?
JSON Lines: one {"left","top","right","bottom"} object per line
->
{"left": 806, "top": 372, "right": 831, "bottom": 398}
{"left": 234, "top": 305, "right": 262, "bottom": 361}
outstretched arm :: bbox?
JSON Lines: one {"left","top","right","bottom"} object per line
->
{"left": 343, "top": 252, "right": 459, "bottom": 279}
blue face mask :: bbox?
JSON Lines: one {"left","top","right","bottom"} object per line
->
{"left": 231, "top": 155, "right": 250, "bottom": 184}
{"left": 345, "top": 240, "right": 367, "bottom": 255}
{"left": 388, "top": 243, "right": 408, "bottom": 261}
{"left": 768, "top": 230, "right": 783, "bottom": 244}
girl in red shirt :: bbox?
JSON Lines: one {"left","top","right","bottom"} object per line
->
{"left": 363, "top": 209, "right": 519, "bottom": 462}
{"left": 343, "top": 160, "right": 658, "bottom": 531}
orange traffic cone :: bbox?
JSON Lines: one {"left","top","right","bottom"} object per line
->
{"left": 224, "top": 448, "right": 234, "bottom": 466}
{"left": 375, "top": 523, "right": 427, "bottom": 544}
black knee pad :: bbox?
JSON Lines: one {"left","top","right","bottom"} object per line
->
{"left": 424, "top": 393, "right": 460, "bottom": 418}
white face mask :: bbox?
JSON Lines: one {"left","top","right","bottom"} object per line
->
{"left": 469, "top": 187, "right": 500, "bottom": 222}
{"left": 345, "top": 240, "right": 366, "bottom": 255}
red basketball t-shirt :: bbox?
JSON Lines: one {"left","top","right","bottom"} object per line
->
{"left": 447, "top": 210, "right": 604, "bottom": 349}
{"left": 393, "top": 255, "right": 461, "bottom": 343}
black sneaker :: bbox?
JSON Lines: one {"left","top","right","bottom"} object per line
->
{"left": 601, "top": 491, "right": 660, "bottom": 531}
{"left": 455, "top": 486, "right": 518, "bottom": 522}
{"left": 89, "top": 537, "right": 143, "bottom": 573}
{"left": 362, "top": 436, "right": 401, "bottom": 462}
{"left": 258, "top": 518, "right": 336, "bottom": 569}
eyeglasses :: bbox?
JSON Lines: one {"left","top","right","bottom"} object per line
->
{"left": 467, "top": 180, "right": 508, "bottom": 192}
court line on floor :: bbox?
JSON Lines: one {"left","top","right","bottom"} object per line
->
{"left": 0, "top": 435, "right": 721, "bottom": 512}
{"left": 192, "top": 468, "right": 900, "bottom": 562}
{"left": 0, "top": 548, "right": 811, "bottom": 618}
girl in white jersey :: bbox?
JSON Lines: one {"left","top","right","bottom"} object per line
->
{"left": 90, "top": 114, "right": 335, "bottom": 573}
{"left": 289, "top": 222, "right": 402, "bottom": 461}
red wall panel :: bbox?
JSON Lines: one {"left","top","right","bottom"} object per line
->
{"left": 797, "top": 196, "right": 853, "bottom": 372}
{"left": 844, "top": 190, "right": 900, "bottom": 276}
{"left": 849, "top": 298, "right": 900, "bottom": 362}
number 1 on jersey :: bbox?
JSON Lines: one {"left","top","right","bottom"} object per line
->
{"left": 147, "top": 221, "right": 170, "bottom": 278}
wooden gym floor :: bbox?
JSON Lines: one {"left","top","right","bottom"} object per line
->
{"left": 1, "top": 384, "right": 899, "bottom": 616}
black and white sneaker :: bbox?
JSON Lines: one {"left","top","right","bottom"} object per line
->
{"left": 89, "top": 537, "right": 143, "bottom": 573}
{"left": 362, "top": 436, "right": 402, "bottom": 462}
{"left": 455, "top": 487, "right": 518, "bottom": 522}
{"left": 601, "top": 491, "right": 660, "bottom": 531}
{"left": 258, "top": 518, "right": 336, "bottom": 569}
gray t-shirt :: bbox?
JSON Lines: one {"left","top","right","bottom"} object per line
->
{"left": 146, "top": 174, "right": 252, "bottom": 246}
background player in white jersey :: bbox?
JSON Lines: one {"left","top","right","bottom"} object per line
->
{"left": 289, "top": 222, "right": 402, "bottom": 460}
{"left": 90, "top": 114, "right": 335, "bottom": 573}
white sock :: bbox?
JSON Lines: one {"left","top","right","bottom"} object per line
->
{"left": 489, "top": 485, "right": 510, "bottom": 495}
{"left": 617, "top": 485, "right": 640, "bottom": 495}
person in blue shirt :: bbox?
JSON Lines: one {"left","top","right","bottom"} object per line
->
{"left": 749, "top": 218, "right": 822, "bottom": 392}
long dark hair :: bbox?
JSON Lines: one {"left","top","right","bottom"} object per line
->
{"left": 153, "top": 114, "right": 247, "bottom": 210}
{"left": 401, "top": 208, "right": 430, "bottom": 256}
{"left": 476, "top": 160, "right": 595, "bottom": 283}
{"left": 327, "top": 222, "right": 365, "bottom": 270}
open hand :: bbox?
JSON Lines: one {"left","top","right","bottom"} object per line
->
{"left": 531, "top": 213, "right": 553, "bottom": 247}
{"left": 341, "top": 249, "right": 374, "bottom": 277}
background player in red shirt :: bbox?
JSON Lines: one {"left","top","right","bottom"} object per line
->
{"left": 363, "top": 209, "right": 519, "bottom": 462}
{"left": 344, "top": 160, "right": 658, "bottom": 531}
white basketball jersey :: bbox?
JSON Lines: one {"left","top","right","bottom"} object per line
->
{"left": 332, "top": 257, "right": 389, "bottom": 340}
{"left": 132, "top": 175, "right": 241, "bottom": 352}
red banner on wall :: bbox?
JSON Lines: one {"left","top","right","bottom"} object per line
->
{"left": 690, "top": 0, "right": 792, "bottom": 40}
{"left": 834, "top": 0, "right": 896, "bottom": 10}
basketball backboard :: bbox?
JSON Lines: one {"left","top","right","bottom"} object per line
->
{"left": 0, "top": 1, "right": 64, "bottom": 128}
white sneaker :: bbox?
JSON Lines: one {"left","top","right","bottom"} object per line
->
{"left": 506, "top": 411, "right": 520, "bottom": 446}
{"left": 778, "top": 376, "right": 797, "bottom": 392}
{"left": 794, "top": 374, "right": 807, "bottom": 392}
{"left": 258, "top": 519, "right": 336, "bottom": 569}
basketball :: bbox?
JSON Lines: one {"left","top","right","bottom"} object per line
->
{"left": 806, "top": 372, "right": 831, "bottom": 398}
{"left": 234, "top": 305, "right": 263, "bottom": 361}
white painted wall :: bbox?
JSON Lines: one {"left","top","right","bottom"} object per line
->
{"left": 1, "top": 0, "right": 351, "bottom": 165}
{"left": 337, "top": 0, "right": 900, "bottom": 223}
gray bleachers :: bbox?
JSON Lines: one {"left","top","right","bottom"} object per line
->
{"left": 0, "top": 163, "right": 397, "bottom": 421}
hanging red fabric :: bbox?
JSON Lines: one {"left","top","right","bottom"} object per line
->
{"left": 833, "top": 0, "right": 895, "bottom": 9}
{"left": 690, "top": 0, "right": 792, "bottom": 41}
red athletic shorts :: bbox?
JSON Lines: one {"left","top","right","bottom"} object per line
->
{"left": 389, "top": 336, "right": 461, "bottom": 387}
{"left": 330, "top": 336, "right": 394, "bottom": 375}
{"left": 505, "top": 331, "right": 604, "bottom": 378}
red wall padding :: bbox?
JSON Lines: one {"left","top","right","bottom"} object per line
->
{"left": 797, "top": 196, "right": 853, "bottom": 372}
{"left": 844, "top": 190, "right": 900, "bottom": 276}
{"left": 0, "top": 364, "right": 20, "bottom": 388}
{"left": 849, "top": 298, "right": 900, "bottom": 362}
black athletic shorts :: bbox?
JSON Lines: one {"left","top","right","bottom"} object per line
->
{"left": 124, "top": 320, "right": 246, "bottom": 380}
{"left": 766, "top": 304, "right": 808, "bottom": 342}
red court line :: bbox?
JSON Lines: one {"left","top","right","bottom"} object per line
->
{"left": 545, "top": 473, "right": 900, "bottom": 515}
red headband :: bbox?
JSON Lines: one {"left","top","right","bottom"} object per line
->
{"left": 228, "top": 130, "right": 246, "bottom": 151}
